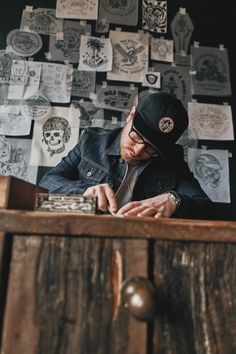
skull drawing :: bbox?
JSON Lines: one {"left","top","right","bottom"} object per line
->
{"left": 42, "top": 116, "right": 71, "bottom": 156}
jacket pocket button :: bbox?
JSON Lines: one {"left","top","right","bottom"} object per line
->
{"left": 87, "top": 171, "right": 92, "bottom": 177}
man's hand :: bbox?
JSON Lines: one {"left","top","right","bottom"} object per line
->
{"left": 83, "top": 183, "right": 118, "bottom": 213}
{"left": 116, "top": 193, "right": 178, "bottom": 218}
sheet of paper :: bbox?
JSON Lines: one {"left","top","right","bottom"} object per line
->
{"left": 71, "top": 70, "right": 96, "bottom": 98}
{"left": 78, "top": 35, "right": 112, "bottom": 72}
{"left": 188, "top": 102, "right": 234, "bottom": 141}
{"left": 99, "top": 0, "right": 138, "bottom": 26}
{"left": 151, "top": 38, "right": 173, "bottom": 62}
{"left": 0, "top": 111, "right": 32, "bottom": 136}
{"left": 40, "top": 62, "right": 73, "bottom": 103}
{"left": 72, "top": 99, "right": 104, "bottom": 129}
{"left": 188, "top": 148, "right": 230, "bottom": 203}
{"left": 0, "top": 136, "right": 37, "bottom": 183}
{"left": 56, "top": 0, "right": 98, "bottom": 20}
{"left": 49, "top": 20, "right": 91, "bottom": 63}
{"left": 170, "top": 10, "right": 194, "bottom": 54}
{"left": 30, "top": 106, "right": 80, "bottom": 167}
{"left": 142, "top": 0, "right": 167, "bottom": 33}
{"left": 107, "top": 30, "right": 149, "bottom": 83}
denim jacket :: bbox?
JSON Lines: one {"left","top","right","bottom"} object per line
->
{"left": 39, "top": 127, "right": 213, "bottom": 219}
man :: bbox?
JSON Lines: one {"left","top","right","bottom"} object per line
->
{"left": 39, "top": 92, "right": 213, "bottom": 219}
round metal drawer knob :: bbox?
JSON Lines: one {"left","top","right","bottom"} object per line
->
{"left": 121, "top": 276, "right": 157, "bottom": 321}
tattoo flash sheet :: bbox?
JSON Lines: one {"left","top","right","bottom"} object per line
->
{"left": 40, "top": 63, "right": 73, "bottom": 103}
{"left": 71, "top": 70, "right": 96, "bottom": 98}
{"left": 151, "top": 38, "right": 173, "bottom": 63}
{"left": 188, "top": 102, "right": 234, "bottom": 141}
{"left": 56, "top": 0, "right": 98, "bottom": 20}
{"left": 188, "top": 148, "right": 230, "bottom": 203}
{"left": 49, "top": 20, "right": 91, "bottom": 63}
{"left": 107, "top": 30, "right": 149, "bottom": 82}
{"left": 152, "top": 62, "right": 191, "bottom": 108}
{"left": 142, "top": 71, "right": 161, "bottom": 89}
{"left": 0, "top": 110, "right": 31, "bottom": 136}
{"left": 170, "top": 9, "right": 194, "bottom": 54}
{"left": 6, "top": 29, "right": 43, "bottom": 57}
{"left": 99, "top": 0, "right": 138, "bottom": 26}
{"left": 72, "top": 100, "right": 104, "bottom": 129}
{"left": 20, "top": 8, "right": 63, "bottom": 35}
{"left": 0, "top": 136, "right": 37, "bottom": 184}
{"left": 78, "top": 35, "right": 112, "bottom": 72}
{"left": 30, "top": 106, "right": 80, "bottom": 167}
{"left": 191, "top": 45, "right": 231, "bottom": 97}
{"left": 95, "top": 84, "right": 138, "bottom": 112}
{"left": 142, "top": 0, "right": 167, "bottom": 33}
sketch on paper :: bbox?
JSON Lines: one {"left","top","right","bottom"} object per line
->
{"left": 170, "top": 10, "right": 194, "bottom": 54}
{"left": 56, "top": 0, "right": 98, "bottom": 20}
{"left": 30, "top": 106, "right": 80, "bottom": 167}
{"left": 142, "top": 0, "right": 167, "bottom": 33}
{"left": 0, "top": 111, "right": 31, "bottom": 136}
{"left": 72, "top": 100, "right": 103, "bottom": 129}
{"left": 0, "top": 50, "right": 28, "bottom": 84}
{"left": 142, "top": 72, "right": 161, "bottom": 89}
{"left": 95, "top": 84, "right": 138, "bottom": 112}
{"left": 108, "top": 30, "right": 149, "bottom": 82}
{"left": 7, "top": 29, "right": 43, "bottom": 57}
{"left": 188, "top": 102, "right": 234, "bottom": 141}
{"left": 99, "top": 0, "right": 138, "bottom": 26}
{"left": 151, "top": 38, "right": 173, "bottom": 62}
{"left": 95, "top": 20, "right": 109, "bottom": 34}
{"left": 40, "top": 62, "right": 73, "bottom": 103}
{"left": 49, "top": 21, "right": 91, "bottom": 63}
{"left": 71, "top": 70, "right": 96, "bottom": 98}
{"left": 188, "top": 148, "right": 230, "bottom": 203}
{"left": 20, "top": 8, "right": 63, "bottom": 35}
{"left": 191, "top": 45, "right": 231, "bottom": 97}
{"left": 78, "top": 35, "right": 112, "bottom": 71}
{"left": 0, "top": 136, "right": 37, "bottom": 183}
{"left": 20, "top": 93, "right": 51, "bottom": 120}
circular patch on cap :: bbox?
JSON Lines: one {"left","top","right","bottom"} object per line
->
{"left": 158, "top": 117, "right": 174, "bottom": 133}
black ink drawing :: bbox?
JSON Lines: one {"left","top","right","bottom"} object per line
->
{"left": 20, "top": 8, "right": 61, "bottom": 35}
{"left": 171, "top": 12, "right": 194, "bottom": 54}
{"left": 82, "top": 38, "right": 108, "bottom": 68}
{"left": 195, "top": 57, "right": 226, "bottom": 83}
{"left": 114, "top": 43, "right": 145, "bottom": 66}
{"left": 0, "top": 51, "right": 28, "bottom": 84}
{"left": 72, "top": 100, "right": 101, "bottom": 128}
{"left": 194, "top": 153, "right": 222, "bottom": 188}
{"left": 142, "top": 0, "right": 167, "bottom": 33}
{"left": 7, "top": 30, "right": 43, "bottom": 57}
{"left": 72, "top": 70, "right": 96, "bottom": 97}
{"left": 42, "top": 117, "right": 71, "bottom": 157}
{"left": 0, "top": 136, "right": 28, "bottom": 180}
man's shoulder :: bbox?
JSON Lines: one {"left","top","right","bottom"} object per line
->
{"left": 82, "top": 127, "right": 121, "bottom": 138}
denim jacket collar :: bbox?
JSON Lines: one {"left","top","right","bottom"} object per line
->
{"left": 106, "top": 128, "right": 122, "bottom": 156}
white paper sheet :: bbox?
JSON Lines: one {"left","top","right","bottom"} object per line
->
{"left": 188, "top": 148, "right": 230, "bottom": 203}
{"left": 56, "top": 0, "right": 98, "bottom": 20}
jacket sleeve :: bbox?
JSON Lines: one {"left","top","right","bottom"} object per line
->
{"left": 172, "top": 147, "right": 214, "bottom": 220}
{"left": 38, "top": 130, "right": 89, "bottom": 194}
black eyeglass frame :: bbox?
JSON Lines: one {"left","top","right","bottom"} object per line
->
{"left": 128, "top": 123, "right": 160, "bottom": 157}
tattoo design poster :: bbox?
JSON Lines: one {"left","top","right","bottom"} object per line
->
{"left": 72, "top": 100, "right": 104, "bottom": 129}
{"left": 20, "top": 93, "right": 51, "bottom": 121}
{"left": 20, "top": 8, "right": 63, "bottom": 35}
{"left": 95, "top": 84, "right": 138, "bottom": 112}
{"left": 188, "top": 148, "right": 230, "bottom": 203}
{"left": 30, "top": 106, "right": 80, "bottom": 167}
{"left": 40, "top": 62, "right": 73, "bottom": 103}
{"left": 0, "top": 110, "right": 31, "bottom": 136}
{"left": 0, "top": 136, "right": 37, "bottom": 184}
{"left": 56, "top": 0, "right": 98, "bottom": 20}
{"left": 95, "top": 20, "right": 109, "bottom": 34}
{"left": 170, "top": 10, "right": 194, "bottom": 54}
{"left": 107, "top": 30, "right": 149, "bottom": 83}
{"left": 151, "top": 38, "right": 173, "bottom": 63}
{"left": 191, "top": 45, "right": 232, "bottom": 97}
{"left": 142, "top": 71, "right": 161, "bottom": 89}
{"left": 71, "top": 70, "right": 96, "bottom": 98}
{"left": 78, "top": 35, "right": 112, "bottom": 72}
{"left": 49, "top": 21, "right": 91, "bottom": 63}
{"left": 142, "top": 0, "right": 167, "bottom": 33}
{"left": 152, "top": 62, "right": 191, "bottom": 108}
{"left": 6, "top": 29, "right": 43, "bottom": 57}
{"left": 188, "top": 102, "right": 234, "bottom": 141}
{"left": 99, "top": 0, "right": 138, "bottom": 26}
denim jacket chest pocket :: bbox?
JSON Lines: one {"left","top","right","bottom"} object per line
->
{"left": 147, "top": 174, "right": 176, "bottom": 195}
{"left": 78, "top": 158, "right": 109, "bottom": 184}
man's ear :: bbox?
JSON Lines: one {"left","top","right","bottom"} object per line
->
{"left": 126, "top": 106, "right": 136, "bottom": 123}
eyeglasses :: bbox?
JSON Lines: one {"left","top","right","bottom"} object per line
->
{"left": 128, "top": 124, "right": 160, "bottom": 157}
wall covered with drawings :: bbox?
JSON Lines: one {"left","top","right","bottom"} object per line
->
{"left": 0, "top": 0, "right": 235, "bottom": 220}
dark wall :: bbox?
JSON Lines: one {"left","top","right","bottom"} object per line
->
{"left": 0, "top": 0, "right": 235, "bottom": 221}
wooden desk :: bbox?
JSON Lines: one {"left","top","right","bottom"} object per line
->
{"left": 0, "top": 210, "right": 236, "bottom": 354}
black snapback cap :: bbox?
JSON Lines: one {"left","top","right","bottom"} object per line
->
{"left": 133, "top": 92, "right": 189, "bottom": 158}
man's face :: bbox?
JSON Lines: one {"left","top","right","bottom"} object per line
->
{"left": 120, "top": 114, "right": 152, "bottom": 162}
